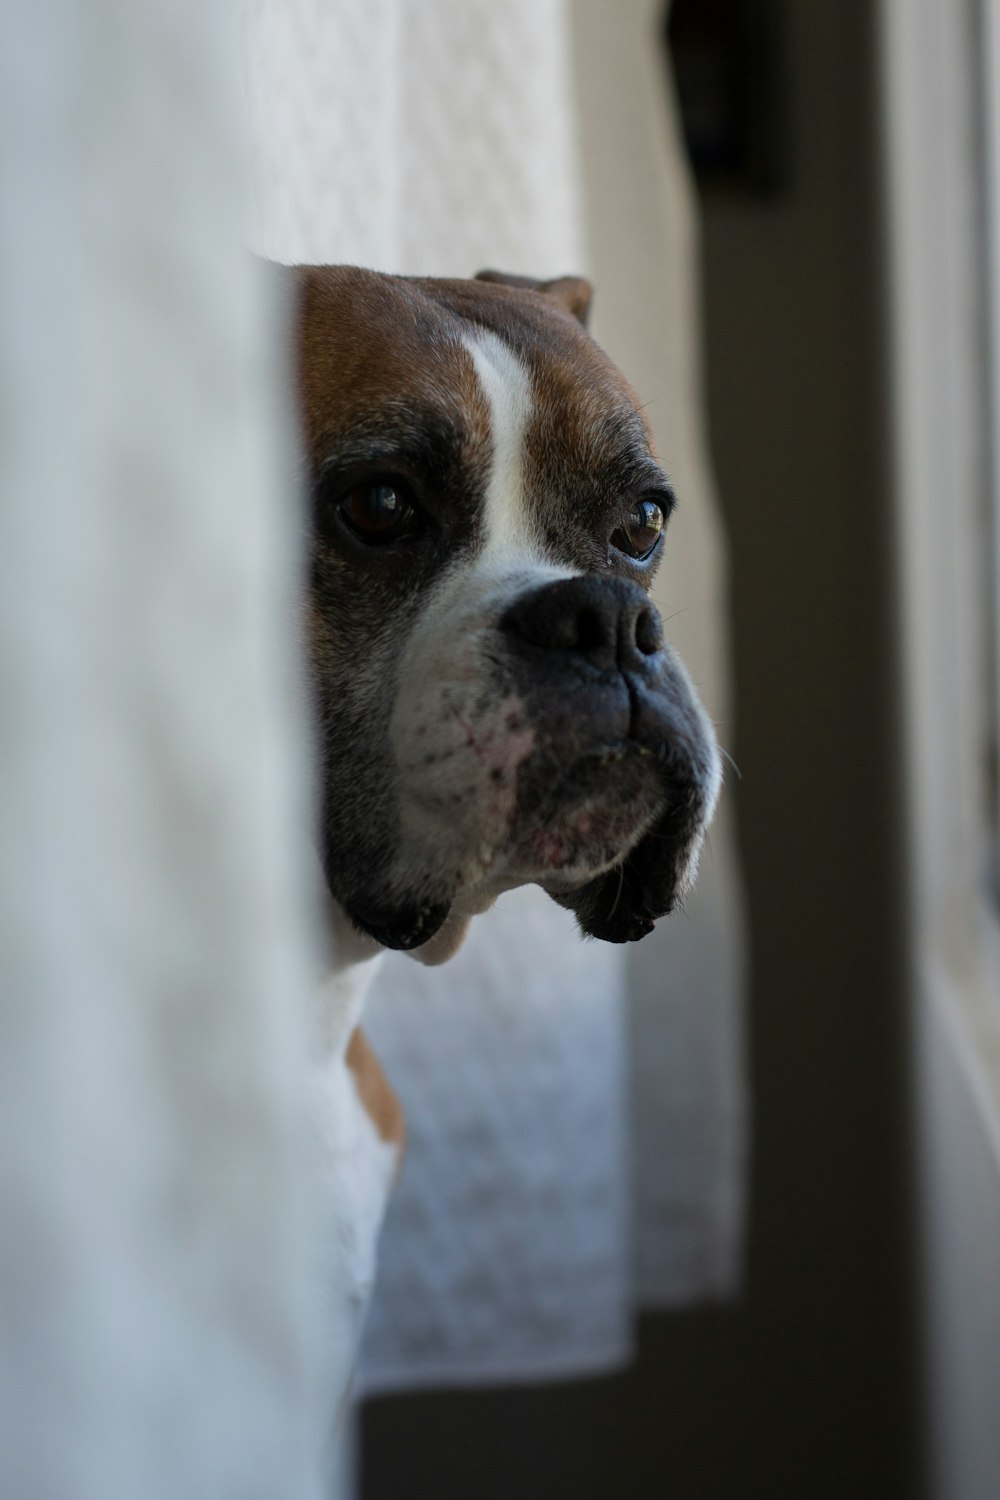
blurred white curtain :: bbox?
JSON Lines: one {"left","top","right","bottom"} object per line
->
{"left": 0, "top": 3, "right": 321, "bottom": 1497}
{"left": 244, "top": 0, "right": 746, "bottom": 1394}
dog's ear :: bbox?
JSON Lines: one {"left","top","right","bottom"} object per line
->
{"left": 475, "top": 269, "right": 593, "bottom": 328}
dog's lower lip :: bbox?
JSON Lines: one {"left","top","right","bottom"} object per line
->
{"left": 348, "top": 900, "right": 450, "bottom": 952}
{"left": 519, "top": 799, "right": 657, "bottom": 873}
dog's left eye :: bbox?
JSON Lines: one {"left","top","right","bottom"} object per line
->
{"left": 337, "top": 481, "right": 422, "bottom": 545}
{"left": 611, "top": 498, "right": 666, "bottom": 561}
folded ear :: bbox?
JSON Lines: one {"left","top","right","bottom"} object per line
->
{"left": 474, "top": 269, "right": 593, "bottom": 327}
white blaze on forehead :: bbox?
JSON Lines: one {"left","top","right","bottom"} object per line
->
{"left": 462, "top": 329, "right": 546, "bottom": 567}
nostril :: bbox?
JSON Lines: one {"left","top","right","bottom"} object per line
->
{"left": 501, "top": 577, "right": 659, "bottom": 671}
{"left": 634, "top": 606, "right": 663, "bottom": 656}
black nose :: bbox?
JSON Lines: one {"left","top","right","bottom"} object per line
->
{"left": 500, "top": 576, "right": 664, "bottom": 673}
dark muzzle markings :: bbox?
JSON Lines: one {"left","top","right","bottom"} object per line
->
{"left": 297, "top": 265, "right": 721, "bottom": 953}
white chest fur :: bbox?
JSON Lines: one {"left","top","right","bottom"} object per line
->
{"left": 308, "top": 931, "right": 398, "bottom": 1442}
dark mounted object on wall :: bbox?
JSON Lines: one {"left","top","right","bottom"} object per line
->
{"left": 665, "top": 0, "right": 789, "bottom": 198}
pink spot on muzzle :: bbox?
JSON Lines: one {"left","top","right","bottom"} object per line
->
{"left": 468, "top": 695, "right": 536, "bottom": 818}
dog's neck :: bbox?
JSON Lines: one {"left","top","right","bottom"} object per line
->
{"left": 312, "top": 897, "right": 487, "bottom": 1061}
{"left": 314, "top": 901, "right": 385, "bottom": 1060}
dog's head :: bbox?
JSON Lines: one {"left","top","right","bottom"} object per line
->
{"left": 293, "top": 265, "right": 720, "bottom": 959}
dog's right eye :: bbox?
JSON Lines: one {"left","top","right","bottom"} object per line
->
{"left": 335, "top": 481, "right": 422, "bottom": 546}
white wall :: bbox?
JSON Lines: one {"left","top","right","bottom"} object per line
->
{"left": 881, "top": 1, "right": 1000, "bottom": 1494}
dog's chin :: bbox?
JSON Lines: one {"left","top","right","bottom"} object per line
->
{"left": 341, "top": 746, "right": 667, "bottom": 957}
{"left": 344, "top": 896, "right": 453, "bottom": 953}
{"left": 506, "top": 797, "right": 659, "bottom": 887}
{"left": 502, "top": 744, "right": 663, "bottom": 882}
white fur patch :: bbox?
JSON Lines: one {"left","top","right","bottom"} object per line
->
{"left": 463, "top": 330, "right": 545, "bottom": 569}
{"left": 385, "top": 331, "right": 585, "bottom": 910}
{"left": 310, "top": 961, "right": 398, "bottom": 1443}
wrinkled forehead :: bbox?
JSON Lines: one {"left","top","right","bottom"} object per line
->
{"left": 297, "top": 267, "right": 658, "bottom": 529}
{"left": 296, "top": 269, "right": 487, "bottom": 457}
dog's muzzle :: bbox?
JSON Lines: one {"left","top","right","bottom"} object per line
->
{"left": 500, "top": 574, "right": 720, "bottom": 942}
{"left": 342, "top": 574, "right": 719, "bottom": 953}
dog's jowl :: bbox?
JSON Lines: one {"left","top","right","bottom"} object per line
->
{"left": 292, "top": 265, "right": 721, "bottom": 1446}
{"left": 298, "top": 265, "right": 720, "bottom": 955}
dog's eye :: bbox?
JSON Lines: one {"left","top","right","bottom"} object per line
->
{"left": 611, "top": 498, "right": 666, "bottom": 561}
{"left": 337, "top": 481, "right": 421, "bottom": 545}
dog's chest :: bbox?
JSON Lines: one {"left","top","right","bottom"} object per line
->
{"left": 308, "top": 954, "right": 400, "bottom": 1424}
{"left": 313, "top": 1051, "right": 398, "bottom": 1293}
{"left": 309, "top": 1046, "right": 399, "bottom": 1424}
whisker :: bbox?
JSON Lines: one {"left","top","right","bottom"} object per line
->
{"left": 601, "top": 863, "right": 626, "bottom": 922}
{"left": 719, "top": 745, "right": 742, "bottom": 781}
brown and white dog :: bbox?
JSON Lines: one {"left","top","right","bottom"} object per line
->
{"left": 291, "top": 266, "right": 720, "bottom": 1446}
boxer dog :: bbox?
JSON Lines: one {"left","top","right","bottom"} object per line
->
{"left": 293, "top": 266, "right": 721, "bottom": 1443}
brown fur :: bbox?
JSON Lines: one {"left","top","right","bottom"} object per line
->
{"left": 345, "top": 1026, "right": 406, "bottom": 1150}
{"left": 296, "top": 266, "right": 494, "bottom": 472}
